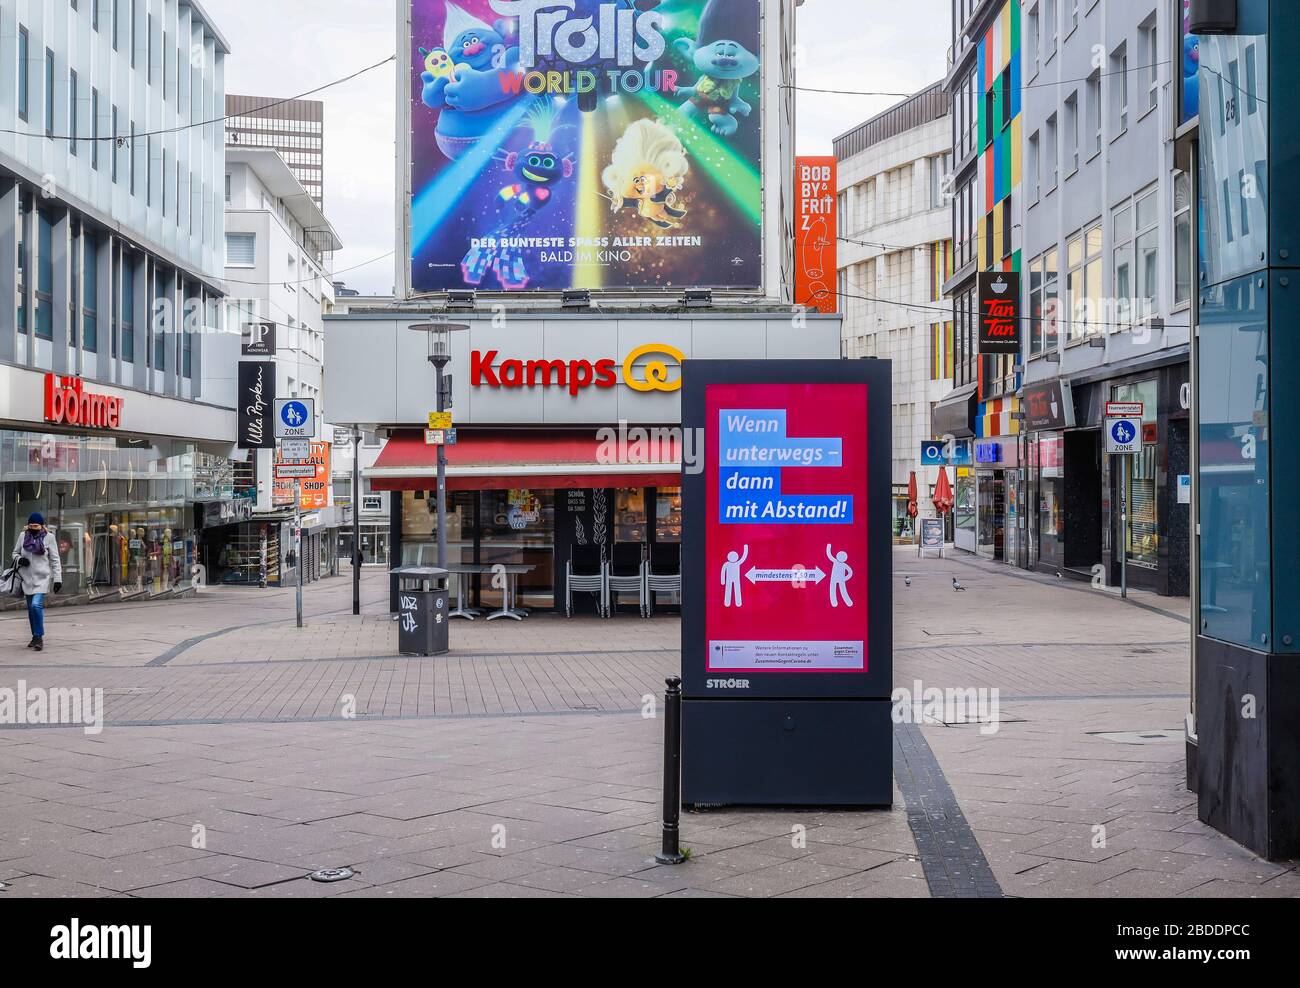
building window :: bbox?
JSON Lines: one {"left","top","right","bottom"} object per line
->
{"left": 69, "top": 70, "right": 78, "bottom": 155}
{"left": 1045, "top": 0, "right": 1058, "bottom": 57}
{"left": 1001, "top": 197, "right": 1013, "bottom": 260}
{"left": 984, "top": 212, "right": 995, "bottom": 267}
{"left": 999, "top": 66, "right": 1011, "bottom": 129}
{"left": 44, "top": 48, "right": 55, "bottom": 138}
{"left": 130, "top": 121, "right": 136, "bottom": 194}
{"left": 35, "top": 208, "right": 54, "bottom": 340}
{"left": 131, "top": 0, "right": 136, "bottom": 68}
{"left": 1045, "top": 113, "right": 1058, "bottom": 191}
{"left": 1111, "top": 43, "right": 1128, "bottom": 135}
{"left": 147, "top": 14, "right": 153, "bottom": 85}
{"left": 1112, "top": 185, "right": 1159, "bottom": 329}
{"left": 1028, "top": 130, "right": 1040, "bottom": 204}
{"left": 224, "top": 172, "right": 232, "bottom": 203}
{"left": 18, "top": 26, "right": 30, "bottom": 121}
{"left": 91, "top": 87, "right": 99, "bottom": 169}
{"left": 1174, "top": 170, "right": 1192, "bottom": 307}
{"left": 16, "top": 198, "right": 27, "bottom": 334}
{"left": 153, "top": 269, "right": 167, "bottom": 370}
{"left": 83, "top": 231, "right": 98, "bottom": 352}
{"left": 226, "top": 232, "right": 256, "bottom": 266}
{"left": 1141, "top": 16, "right": 1159, "bottom": 113}
{"left": 1086, "top": 70, "right": 1101, "bottom": 157}
{"left": 1066, "top": 220, "right": 1103, "bottom": 340}
{"left": 121, "top": 250, "right": 135, "bottom": 361}
{"left": 1028, "top": 3, "right": 1040, "bottom": 76}
{"left": 1064, "top": 91, "right": 1078, "bottom": 177}
{"left": 113, "top": 0, "right": 119, "bottom": 50}
{"left": 111, "top": 106, "right": 119, "bottom": 182}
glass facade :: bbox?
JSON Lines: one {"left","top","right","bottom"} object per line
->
{"left": 397, "top": 485, "right": 682, "bottom": 610}
{"left": 1197, "top": 273, "right": 1270, "bottom": 648}
{"left": 0, "top": 431, "right": 199, "bottom": 595}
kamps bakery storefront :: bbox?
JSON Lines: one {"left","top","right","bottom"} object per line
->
{"left": 323, "top": 307, "right": 841, "bottom": 610}
{"left": 0, "top": 364, "right": 238, "bottom": 599}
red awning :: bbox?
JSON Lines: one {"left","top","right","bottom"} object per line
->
{"left": 365, "top": 429, "right": 683, "bottom": 492}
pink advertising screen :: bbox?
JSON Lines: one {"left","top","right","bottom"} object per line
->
{"left": 705, "top": 382, "right": 869, "bottom": 673}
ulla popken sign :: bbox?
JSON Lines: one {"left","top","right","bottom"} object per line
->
{"left": 978, "top": 270, "right": 1021, "bottom": 355}
{"left": 43, "top": 374, "right": 125, "bottom": 429}
{"left": 238, "top": 361, "right": 277, "bottom": 449}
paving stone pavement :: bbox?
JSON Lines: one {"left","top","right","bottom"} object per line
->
{"left": 0, "top": 550, "right": 1294, "bottom": 898}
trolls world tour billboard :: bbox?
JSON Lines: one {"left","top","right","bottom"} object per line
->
{"left": 705, "top": 383, "right": 869, "bottom": 672}
{"left": 408, "top": 0, "right": 765, "bottom": 294}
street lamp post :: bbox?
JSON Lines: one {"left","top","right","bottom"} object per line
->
{"left": 408, "top": 322, "right": 469, "bottom": 571}
{"left": 352, "top": 425, "right": 362, "bottom": 616}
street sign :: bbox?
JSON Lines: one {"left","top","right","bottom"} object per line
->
{"left": 279, "top": 439, "right": 310, "bottom": 461}
{"left": 1105, "top": 401, "right": 1144, "bottom": 419}
{"left": 274, "top": 463, "right": 316, "bottom": 479}
{"left": 1105, "top": 416, "right": 1142, "bottom": 454}
{"left": 425, "top": 428, "right": 457, "bottom": 446}
{"left": 274, "top": 398, "right": 315, "bottom": 439}
{"left": 428, "top": 411, "right": 452, "bottom": 429}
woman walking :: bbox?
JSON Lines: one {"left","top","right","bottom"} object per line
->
{"left": 11, "top": 513, "right": 62, "bottom": 651}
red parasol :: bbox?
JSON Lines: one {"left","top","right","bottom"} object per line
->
{"left": 907, "top": 471, "right": 919, "bottom": 519}
{"left": 932, "top": 467, "right": 954, "bottom": 515}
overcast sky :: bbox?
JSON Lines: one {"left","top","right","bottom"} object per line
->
{"left": 206, "top": 0, "right": 950, "bottom": 294}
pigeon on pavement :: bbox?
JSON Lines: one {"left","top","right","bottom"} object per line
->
{"left": 952, "top": 577, "right": 966, "bottom": 592}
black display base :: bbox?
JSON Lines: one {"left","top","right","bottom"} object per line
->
{"left": 1185, "top": 735, "right": 1198, "bottom": 794}
{"left": 681, "top": 698, "right": 892, "bottom": 807}
{"left": 1195, "top": 635, "right": 1300, "bottom": 860}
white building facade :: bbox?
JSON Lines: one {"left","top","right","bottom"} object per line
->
{"left": 1019, "top": 0, "right": 1192, "bottom": 595}
{"left": 834, "top": 83, "right": 954, "bottom": 540}
{"left": 214, "top": 145, "right": 342, "bottom": 587}
{"left": 0, "top": 0, "right": 237, "bottom": 600}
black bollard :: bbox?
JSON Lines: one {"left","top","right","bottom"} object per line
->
{"left": 656, "top": 676, "right": 686, "bottom": 865}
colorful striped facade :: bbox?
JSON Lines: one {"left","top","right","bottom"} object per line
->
{"left": 974, "top": 0, "right": 1023, "bottom": 276}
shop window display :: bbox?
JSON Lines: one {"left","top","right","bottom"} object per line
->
{"left": 1, "top": 432, "right": 198, "bottom": 596}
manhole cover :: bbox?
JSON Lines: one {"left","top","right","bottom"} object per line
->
{"left": 307, "top": 867, "right": 355, "bottom": 883}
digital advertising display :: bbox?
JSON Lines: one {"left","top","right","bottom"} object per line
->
{"left": 407, "top": 0, "right": 764, "bottom": 293}
{"left": 704, "top": 382, "right": 869, "bottom": 672}
{"left": 681, "top": 359, "right": 893, "bottom": 806}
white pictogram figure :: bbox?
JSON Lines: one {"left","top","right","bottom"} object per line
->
{"left": 826, "top": 544, "right": 854, "bottom": 608}
{"left": 721, "top": 545, "right": 749, "bottom": 607}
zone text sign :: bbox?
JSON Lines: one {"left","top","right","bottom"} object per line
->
{"left": 274, "top": 398, "right": 316, "bottom": 439}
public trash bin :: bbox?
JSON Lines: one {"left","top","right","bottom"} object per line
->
{"left": 391, "top": 566, "right": 450, "bottom": 656}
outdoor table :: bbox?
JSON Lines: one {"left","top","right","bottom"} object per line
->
{"left": 444, "top": 563, "right": 488, "bottom": 619}
{"left": 487, "top": 563, "right": 535, "bottom": 621}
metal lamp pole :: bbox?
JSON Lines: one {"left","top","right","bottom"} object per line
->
{"left": 408, "top": 322, "right": 469, "bottom": 573}
{"left": 352, "top": 425, "right": 361, "bottom": 615}
{"left": 434, "top": 361, "right": 448, "bottom": 570}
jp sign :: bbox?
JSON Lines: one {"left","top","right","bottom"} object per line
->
{"left": 274, "top": 398, "right": 315, "bottom": 439}
{"left": 978, "top": 270, "right": 1021, "bottom": 355}
{"left": 682, "top": 359, "right": 893, "bottom": 806}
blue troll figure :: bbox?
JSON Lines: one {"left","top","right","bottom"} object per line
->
{"left": 421, "top": 2, "right": 525, "bottom": 159}
{"left": 460, "top": 102, "right": 574, "bottom": 290}
{"left": 674, "top": 0, "right": 761, "bottom": 137}
{"left": 1183, "top": 34, "right": 1200, "bottom": 120}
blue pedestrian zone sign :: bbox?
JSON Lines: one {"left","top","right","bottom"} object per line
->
{"left": 1105, "top": 417, "right": 1141, "bottom": 454}
{"left": 274, "top": 398, "right": 316, "bottom": 439}
{"left": 920, "top": 440, "right": 972, "bottom": 466}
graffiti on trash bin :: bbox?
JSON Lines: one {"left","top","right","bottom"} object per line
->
{"left": 400, "top": 595, "right": 419, "bottom": 633}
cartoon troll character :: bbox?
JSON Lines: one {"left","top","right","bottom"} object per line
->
{"left": 674, "top": 0, "right": 761, "bottom": 137}
{"left": 420, "top": 2, "right": 525, "bottom": 159}
{"left": 461, "top": 102, "right": 575, "bottom": 290}
{"left": 602, "top": 119, "right": 690, "bottom": 230}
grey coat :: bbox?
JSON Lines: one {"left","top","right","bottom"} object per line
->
{"left": 10, "top": 531, "right": 62, "bottom": 595}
